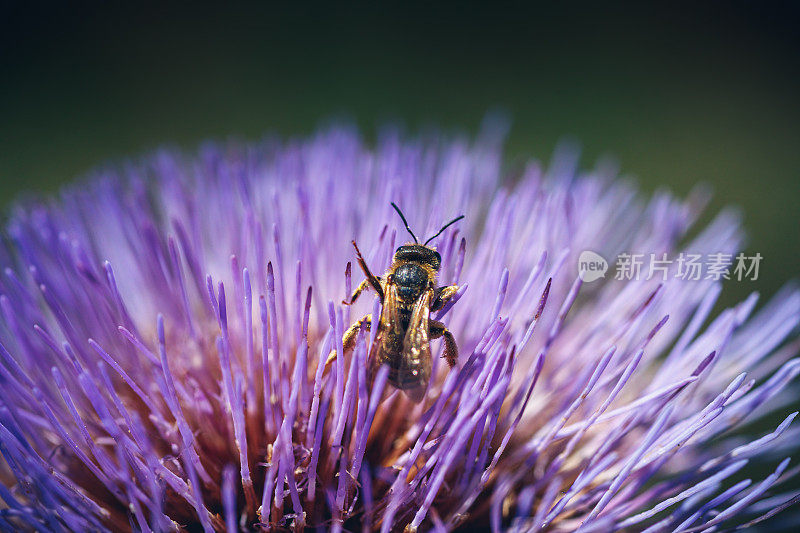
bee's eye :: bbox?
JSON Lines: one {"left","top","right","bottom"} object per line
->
{"left": 434, "top": 251, "right": 441, "bottom": 263}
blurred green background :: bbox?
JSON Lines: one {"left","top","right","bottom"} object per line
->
{"left": 1, "top": 2, "right": 798, "bottom": 307}
{"left": 1, "top": 1, "right": 799, "bottom": 529}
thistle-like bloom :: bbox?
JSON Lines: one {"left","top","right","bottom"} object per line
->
{"left": 0, "top": 124, "right": 798, "bottom": 532}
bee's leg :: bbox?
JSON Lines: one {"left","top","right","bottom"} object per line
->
{"left": 431, "top": 285, "right": 459, "bottom": 312}
{"left": 430, "top": 320, "right": 458, "bottom": 368}
{"left": 343, "top": 277, "right": 381, "bottom": 306}
{"left": 324, "top": 314, "right": 372, "bottom": 373}
{"left": 352, "top": 241, "right": 384, "bottom": 301}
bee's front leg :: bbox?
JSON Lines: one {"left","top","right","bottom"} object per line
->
{"left": 430, "top": 320, "right": 458, "bottom": 368}
{"left": 324, "top": 314, "right": 372, "bottom": 373}
{"left": 352, "top": 241, "right": 384, "bottom": 301}
{"left": 431, "top": 285, "right": 459, "bottom": 312}
{"left": 343, "top": 278, "right": 381, "bottom": 305}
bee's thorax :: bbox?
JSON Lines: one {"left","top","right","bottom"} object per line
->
{"left": 392, "top": 262, "right": 430, "bottom": 302}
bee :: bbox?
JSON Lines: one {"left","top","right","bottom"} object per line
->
{"left": 330, "top": 203, "right": 464, "bottom": 403}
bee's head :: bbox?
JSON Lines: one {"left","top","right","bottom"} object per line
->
{"left": 389, "top": 202, "right": 465, "bottom": 272}
{"left": 393, "top": 244, "right": 441, "bottom": 271}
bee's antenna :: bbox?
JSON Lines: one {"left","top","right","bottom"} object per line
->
{"left": 391, "top": 202, "right": 419, "bottom": 244}
{"left": 424, "top": 214, "right": 465, "bottom": 246}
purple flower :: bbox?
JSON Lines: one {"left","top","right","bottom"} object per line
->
{"left": 0, "top": 123, "right": 798, "bottom": 532}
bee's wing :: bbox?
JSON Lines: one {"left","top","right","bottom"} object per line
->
{"left": 399, "top": 288, "right": 433, "bottom": 403}
{"left": 368, "top": 282, "right": 405, "bottom": 383}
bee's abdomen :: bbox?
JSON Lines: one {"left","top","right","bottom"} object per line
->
{"left": 385, "top": 355, "right": 426, "bottom": 389}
